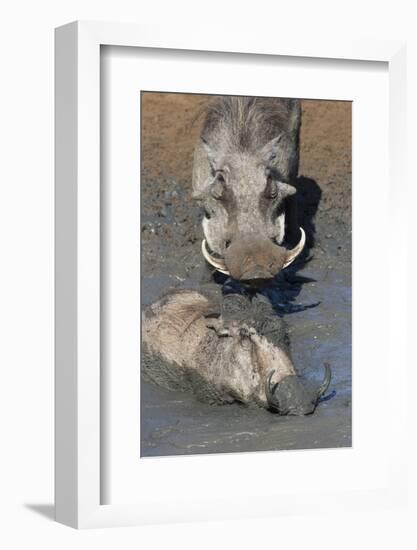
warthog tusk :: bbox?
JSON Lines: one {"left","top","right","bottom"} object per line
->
{"left": 265, "top": 370, "right": 280, "bottom": 412}
{"left": 201, "top": 239, "right": 230, "bottom": 275}
{"left": 316, "top": 362, "right": 332, "bottom": 401}
{"left": 283, "top": 227, "right": 306, "bottom": 268}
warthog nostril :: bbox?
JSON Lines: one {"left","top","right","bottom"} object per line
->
{"left": 225, "top": 240, "right": 231, "bottom": 249}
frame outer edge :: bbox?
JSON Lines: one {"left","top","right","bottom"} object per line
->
{"left": 54, "top": 19, "right": 408, "bottom": 529}
{"left": 55, "top": 21, "right": 79, "bottom": 528}
{"left": 387, "top": 44, "right": 408, "bottom": 495}
{"left": 76, "top": 20, "right": 101, "bottom": 528}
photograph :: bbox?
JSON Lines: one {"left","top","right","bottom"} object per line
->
{"left": 0, "top": 0, "right": 411, "bottom": 539}
{"left": 140, "top": 92, "right": 352, "bottom": 457}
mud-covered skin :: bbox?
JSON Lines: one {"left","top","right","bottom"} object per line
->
{"left": 142, "top": 290, "right": 330, "bottom": 414}
{"left": 269, "top": 375, "right": 317, "bottom": 415}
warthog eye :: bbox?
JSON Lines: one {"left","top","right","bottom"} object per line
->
{"left": 265, "top": 175, "right": 278, "bottom": 199}
{"left": 210, "top": 178, "right": 225, "bottom": 200}
{"left": 203, "top": 208, "right": 212, "bottom": 219}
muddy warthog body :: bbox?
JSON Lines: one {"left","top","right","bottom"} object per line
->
{"left": 192, "top": 96, "right": 304, "bottom": 284}
{"left": 142, "top": 289, "right": 330, "bottom": 415}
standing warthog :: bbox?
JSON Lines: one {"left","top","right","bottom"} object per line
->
{"left": 192, "top": 96, "right": 304, "bottom": 285}
{"left": 142, "top": 289, "right": 331, "bottom": 415}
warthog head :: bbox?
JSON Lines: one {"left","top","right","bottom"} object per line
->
{"left": 265, "top": 363, "right": 332, "bottom": 416}
{"left": 193, "top": 96, "right": 303, "bottom": 285}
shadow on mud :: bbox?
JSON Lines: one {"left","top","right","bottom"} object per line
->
{"left": 269, "top": 174, "right": 321, "bottom": 314}
{"left": 294, "top": 175, "right": 322, "bottom": 250}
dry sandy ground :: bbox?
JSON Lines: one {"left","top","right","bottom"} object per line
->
{"left": 140, "top": 92, "right": 352, "bottom": 457}
{"left": 141, "top": 93, "right": 351, "bottom": 222}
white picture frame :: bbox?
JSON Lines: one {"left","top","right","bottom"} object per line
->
{"left": 55, "top": 21, "right": 407, "bottom": 529}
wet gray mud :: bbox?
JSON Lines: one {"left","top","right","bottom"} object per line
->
{"left": 141, "top": 203, "right": 351, "bottom": 457}
{"left": 140, "top": 94, "right": 351, "bottom": 457}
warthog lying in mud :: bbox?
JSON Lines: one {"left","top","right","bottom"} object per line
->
{"left": 192, "top": 96, "right": 304, "bottom": 285}
{"left": 142, "top": 289, "right": 331, "bottom": 415}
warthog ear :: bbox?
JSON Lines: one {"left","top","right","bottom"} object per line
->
{"left": 201, "top": 137, "right": 221, "bottom": 172}
{"left": 192, "top": 139, "right": 219, "bottom": 200}
{"left": 259, "top": 133, "right": 284, "bottom": 164}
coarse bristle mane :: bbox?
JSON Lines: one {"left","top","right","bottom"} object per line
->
{"left": 201, "top": 96, "right": 301, "bottom": 153}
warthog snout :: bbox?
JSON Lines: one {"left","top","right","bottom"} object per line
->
{"left": 224, "top": 233, "right": 295, "bottom": 281}
{"left": 202, "top": 227, "right": 305, "bottom": 283}
{"left": 265, "top": 363, "right": 332, "bottom": 416}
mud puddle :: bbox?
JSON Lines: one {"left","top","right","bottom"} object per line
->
{"left": 140, "top": 217, "right": 351, "bottom": 457}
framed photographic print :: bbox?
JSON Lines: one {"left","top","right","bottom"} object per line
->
{"left": 55, "top": 21, "right": 408, "bottom": 528}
